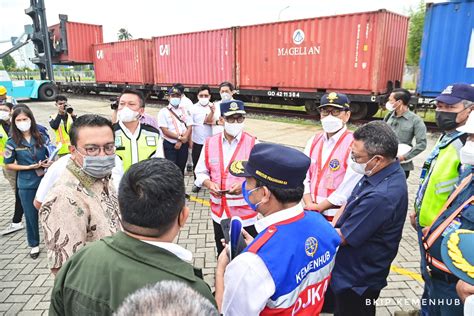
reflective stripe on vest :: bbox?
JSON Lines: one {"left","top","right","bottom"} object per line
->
{"left": 51, "top": 114, "right": 72, "bottom": 155}
{"left": 308, "top": 130, "right": 353, "bottom": 218}
{"left": 0, "top": 124, "right": 7, "bottom": 167}
{"left": 418, "top": 142, "right": 462, "bottom": 227}
{"left": 115, "top": 128, "right": 160, "bottom": 171}
{"left": 205, "top": 132, "right": 257, "bottom": 220}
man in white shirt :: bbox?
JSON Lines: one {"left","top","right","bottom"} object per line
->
{"left": 303, "top": 92, "right": 362, "bottom": 223}
{"left": 210, "top": 81, "right": 235, "bottom": 135}
{"left": 215, "top": 143, "right": 341, "bottom": 315}
{"left": 189, "top": 85, "right": 214, "bottom": 193}
{"left": 158, "top": 86, "right": 193, "bottom": 174}
{"left": 114, "top": 89, "right": 164, "bottom": 171}
{"left": 194, "top": 100, "right": 258, "bottom": 254}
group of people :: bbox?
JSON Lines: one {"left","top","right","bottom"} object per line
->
{"left": 0, "top": 80, "right": 473, "bottom": 315}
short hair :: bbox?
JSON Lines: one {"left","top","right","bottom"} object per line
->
{"left": 55, "top": 95, "right": 68, "bottom": 102}
{"left": 219, "top": 81, "right": 234, "bottom": 91}
{"left": 119, "top": 89, "right": 145, "bottom": 107}
{"left": 69, "top": 114, "right": 114, "bottom": 146}
{"left": 173, "top": 83, "right": 185, "bottom": 94}
{"left": 353, "top": 121, "right": 398, "bottom": 159}
{"left": 198, "top": 85, "right": 211, "bottom": 94}
{"left": 462, "top": 100, "right": 474, "bottom": 108}
{"left": 118, "top": 158, "right": 185, "bottom": 237}
{"left": 255, "top": 179, "right": 304, "bottom": 204}
{"left": 115, "top": 281, "right": 218, "bottom": 316}
{"left": 391, "top": 88, "right": 411, "bottom": 106}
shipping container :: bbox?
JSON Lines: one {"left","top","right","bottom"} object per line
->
{"left": 93, "top": 39, "right": 154, "bottom": 85}
{"left": 238, "top": 10, "right": 408, "bottom": 95}
{"left": 417, "top": 1, "right": 474, "bottom": 97}
{"left": 49, "top": 21, "right": 103, "bottom": 64}
{"left": 152, "top": 28, "right": 235, "bottom": 86}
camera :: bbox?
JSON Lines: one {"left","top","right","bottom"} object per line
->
{"left": 65, "top": 104, "right": 74, "bottom": 114}
{"left": 110, "top": 97, "right": 119, "bottom": 110}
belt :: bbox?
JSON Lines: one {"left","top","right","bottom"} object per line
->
{"left": 429, "top": 271, "right": 459, "bottom": 284}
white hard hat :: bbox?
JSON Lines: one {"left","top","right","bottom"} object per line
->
{"left": 457, "top": 111, "right": 474, "bottom": 134}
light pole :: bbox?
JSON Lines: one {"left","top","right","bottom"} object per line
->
{"left": 278, "top": 5, "right": 290, "bottom": 21}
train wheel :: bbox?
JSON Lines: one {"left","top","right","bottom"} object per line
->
{"left": 305, "top": 100, "right": 321, "bottom": 119}
{"left": 349, "top": 102, "right": 368, "bottom": 121}
{"left": 365, "top": 103, "right": 380, "bottom": 118}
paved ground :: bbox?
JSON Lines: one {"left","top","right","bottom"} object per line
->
{"left": 0, "top": 97, "right": 437, "bottom": 315}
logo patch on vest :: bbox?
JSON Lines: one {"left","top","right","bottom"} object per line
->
{"left": 230, "top": 161, "right": 245, "bottom": 175}
{"left": 305, "top": 237, "right": 318, "bottom": 257}
{"left": 115, "top": 136, "right": 123, "bottom": 148}
{"left": 328, "top": 159, "right": 340, "bottom": 171}
{"left": 145, "top": 136, "right": 156, "bottom": 147}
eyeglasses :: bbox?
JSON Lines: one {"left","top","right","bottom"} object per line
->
{"left": 76, "top": 143, "right": 116, "bottom": 156}
{"left": 198, "top": 94, "right": 210, "bottom": 98}
{"left": 318, "top": 108, "right": 348, "bottom": 116}
{"left": 225, "top": 116, "right": 245, "bottom": 123}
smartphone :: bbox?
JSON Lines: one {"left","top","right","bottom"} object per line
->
{"left": 220, "top": 218, "right": 247, "bottom": 259}
{"left": 217, "top": 189, "right": 229, "bottom": 194}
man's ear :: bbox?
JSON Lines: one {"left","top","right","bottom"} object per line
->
{"left": 261, "top": 186, "right": 272, "bottom": 204}
{"left": 178, "top": 206, "right": 189, "bottom": 228}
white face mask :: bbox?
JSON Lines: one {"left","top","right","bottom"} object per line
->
{"left": 385, "top": 101, "right": 397, "bottom": 112}
{"left": 198, "top": 98, "right": 210, "bottom": 106}
{"left": 321, "top": 115, "right": 344, "bottom": 133}
{"left": 460, "top": 140, "right": 474, "bottom": 165}
{"left": 16, "top": 119, "right": 31, "bottom": 132}
{"left": 349, "top": 155, "right": 377, "bottom": 176}
{"left": 118, "top": 107, "right": 139, "bottom": 123}
{"left": 0, "top": 110, "right": 9, "bottom": 121}
{"left": 220, "top": 92, "right": 232, "bottom": 101}
{"left": 224, "top": 122, "right": 244, "bottom": 137}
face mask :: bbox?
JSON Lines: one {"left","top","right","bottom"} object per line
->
{"left": 118, "top": 107, "right": 139, "bottom": 123}
{"left": 220, "top": 92, "right": 232, "bottom": 101}
{"left": 198, "top": 98, "right": 210, "bottom": 106}
{"left": 460, "top": 140, "right": 474, "bottom": 165}
{"left": 0, "top": 110, "right": 9, "bottom": 121}
{"left": 321, "top": 115, "right": 344, "bottom": 133}
{"left": 16, "top": 120, "right": 31, "bottom": 132}
{"left": 77, "top": 151, "right": 116, "bottom": 178}
{"left": 170, "top": 97, "right": 181, "bottom": 108}
{"left": 224, "top": 122, "right": 244, "bottom": 137}
{"left": 241, "top": 180, "right": 262, "bottom": 211}
{"left": 385, "top": 101, "right": 398, "bottom": 112}
{"left": 436, "top": 111, "right": 458, "bottom": 131}
{"left": 349, "top": 155, "right": 378, "bottom": 176}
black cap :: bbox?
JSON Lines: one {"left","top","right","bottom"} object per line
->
{"left": 220, "top": 100, "right": 246, "bottom": 117}
{"left": 230, "top": 143, "right": 310, "bottom": 189}
{"left": 319, "top": 92, "right": 351, "bottom": 109}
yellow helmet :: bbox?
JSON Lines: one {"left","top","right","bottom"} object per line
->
{"left": 0, "top": 86, "right": 7, "bottom": 96}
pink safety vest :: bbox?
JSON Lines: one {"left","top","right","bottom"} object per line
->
{"left": 309, "top": 130, "right": 353, "bottom": 221}
{"left": 205, "top": 132, "right": 257, "bottom": 221}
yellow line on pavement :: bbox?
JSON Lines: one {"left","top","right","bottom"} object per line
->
{"left": 390, "top": 265, "right": 423, "bottom": 282}
{"left": 187, "top": 194, "right": 424, "bottom": 282}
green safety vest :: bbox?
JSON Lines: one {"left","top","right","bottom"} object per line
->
{"left": 114, "top": 123, "right": 161, "bottom": 171}
{"left": 0, "top": 124, "right": 7, "bottom": 167}
{"left": 50, "top": 113, "right": 73, "bottom": 155}
{"left": 418, "top": 139, "right": 464, "bottom": 227}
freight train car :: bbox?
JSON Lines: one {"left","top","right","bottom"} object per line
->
{"left": 55, "top": 9, "right": 408, "bottom": 120}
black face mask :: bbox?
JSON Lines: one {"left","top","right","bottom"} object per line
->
{"left": 436, "top": 111, "right": 458, "bottom": 131}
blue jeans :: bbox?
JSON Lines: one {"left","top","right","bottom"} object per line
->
{"left": 430, "top": 278, "right": 463, "bottom": 315}
{"left": 18, "top": 189, "right": 40, "bottom": 247}
{"left": 163, "top": 140, "right": 189, "bottom": 175}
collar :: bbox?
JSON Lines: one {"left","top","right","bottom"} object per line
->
{"left": 66, "top": 158, "right": 104, "bottom": 189}
{"left": 119, "top": 120, "right": 141, "bottom": 139}
{"left": 255, "top": 203, "right": 304, "bottom": 233}
{"left": 322, "top": 125, "right": 347, "bottom": 142}
{"left": 221, "top": 131, "right": 242, "bottom": 145}
{"left": 394, "top": 108, "right": 410, "bottom": 119}
{"left": 365, "top": 160, "right": 401, "bottom": 186}
{"left": 141, "top": 240, "right": 193, "bottom": 263}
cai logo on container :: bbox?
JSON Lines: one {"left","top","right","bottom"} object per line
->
{"left": 293, "top": 29, "right": 305, "bottom": 45}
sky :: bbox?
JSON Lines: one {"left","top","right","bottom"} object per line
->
{"left": 0, "top": 0, "right": 433, "bottom": 43}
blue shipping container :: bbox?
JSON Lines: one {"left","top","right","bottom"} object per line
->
{"left": 417, "top": 0, "right": 474, "bottom": 96}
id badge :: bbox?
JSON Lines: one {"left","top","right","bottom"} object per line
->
{"left": 442, "top": 217, "right": 462, "bottom": 237}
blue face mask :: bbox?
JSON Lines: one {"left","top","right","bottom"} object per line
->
{"left": 170, "top": 97, "right": 181, "bottom": 108}
{"left": 241, "top": 180, "right": 262, "bottom": 211}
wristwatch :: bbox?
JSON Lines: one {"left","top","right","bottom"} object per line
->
{"left": 215, "top": 120, "right": 219, "bottom": 126}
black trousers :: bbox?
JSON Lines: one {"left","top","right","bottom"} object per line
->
{"left": 192, "top": 143, "right": 204, "bottom": 180}
{"left": 13, "top": 178, "right": 24, "bottom": 224}
{"left": 212, "top": 220, "right": 258, "bottom": 256}
{"left": 334, "top": 289, "right": 381, "bottom": 316}
{"left": 404, "top": 170, "right": 410, "bottom": 179}
{"left": 163, "top": 140, "right": 189, "bottom": 175}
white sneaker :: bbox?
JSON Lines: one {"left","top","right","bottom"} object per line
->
{"left": 0, "top": 222, "right": 24, "bottom": 235}
{"left": 30, "top": 246, "right": 40, "bottom": 259}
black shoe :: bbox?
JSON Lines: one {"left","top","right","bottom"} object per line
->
{"left": 30, "top": 247, "right": 40, "bottom": 259}
{"left": 192, "top": 185, "right": 201, "bottom": 193}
